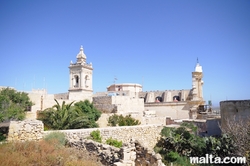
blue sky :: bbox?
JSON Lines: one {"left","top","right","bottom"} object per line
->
{"left": 0, "top": 0, "right": 249, "bottom": 106}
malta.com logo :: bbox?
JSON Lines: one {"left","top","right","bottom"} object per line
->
{"left": 190, "top": 154, "right": 246, "bottom": 164}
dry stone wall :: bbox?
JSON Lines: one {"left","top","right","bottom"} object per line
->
{"left": 8, "top": 120, "right": 44, "bottom": 141}
{"left": 58, "top": 124, "right": 164, "bottom": 150}
{"left": 7, "top": 121, "right": 165, "bottom": 166}
{"left": 67, "top": 138, "right": 165, "bottom": 166}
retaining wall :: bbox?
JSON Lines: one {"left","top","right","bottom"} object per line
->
{"left": 56, "top": 124, "right": 164, "bottom": 150}
{"left": 8, "top": 120, "right": 44, "bottom": 141}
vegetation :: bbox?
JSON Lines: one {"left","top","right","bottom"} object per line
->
{"left": 106, "top": 137, "right": 123, "bottom": 148}
{"left": 108, "top": 114, "right": 141, "bottom": 126}
{"left": 74, "top": 100, "right": 101, "bottom": 128}
{"left": 89, "top": 130, "right": 102, "bottom": 143}
{"left": 38, "top": 99, "right": 101, "bottom": 130}
{"left": 0, "top": 87, "right": 33, "bottom": 122}
{"left": 44, "top": 132, "right": 67, "bottom": 147}
{"left": 222, "top": 117, "right": 250, "bottom": 164}
{"left": 0, "top": 136, "right": 101, "bottom": 166}
{"left": 0, "top": 133, "right": 6, "bottom": 142}
{"left": 154, "top": 122, "right": 236, "bottom": 166}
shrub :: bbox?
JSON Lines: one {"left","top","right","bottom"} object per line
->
{"left": 108, "top": 114, "right": 141, "bottom": 126}
{"left": 38, "top": 99, "right": 101, "bottom": 130}
{"left": 90, "top": 130, "right": 102, "bottom": 143}
{"left": 0, "top": 133, "right": 6, "bottom": 142}
{"left": 0, "top": 87, "right": 33, "bottom": 122}
{"left": 105, "top": 137, "right": 123, "bottom": 148}
{"left": 43, "top": 132, "right": 66, "bottom": 147}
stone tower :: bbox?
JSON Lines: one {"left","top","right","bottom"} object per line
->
{"left": 68, "top": 46, "right": 93, "bottom": 101}
{"left": 191, "top": 60, "right": 204, "bottom": 101}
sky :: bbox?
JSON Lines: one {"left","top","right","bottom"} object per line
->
{"left": 0, "top": 0, "right": 249, "bottom": 106}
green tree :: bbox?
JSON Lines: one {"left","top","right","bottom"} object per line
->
{"left": 74, "top": 100, "right": 101, "bottom": 128}
{"left": 0, "top": 87, "right": 33, "bottom": 122}
{"left": 108, "top": 114, "right": 141, "bottom": 126}
{"left": 38, "top": 99, "right": 101, "bottom": 130}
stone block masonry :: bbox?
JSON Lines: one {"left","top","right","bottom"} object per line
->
{"left": 58, "top": 124, "right": 164, "bottom": 150}
{"left": 8, "top": 120, "right": 44, "bottom": 141}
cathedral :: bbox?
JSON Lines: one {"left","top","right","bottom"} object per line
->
{"left": 27, "top": 46, "right": 205, "bottom": 123}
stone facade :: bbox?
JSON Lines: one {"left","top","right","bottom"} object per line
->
{"left": 220, "top": 100, "right": 250, "bottom": 130}
{"left": 93, "top": 95, "right": 144, "bottom": 115}
{"left": 7, "top": 120, "right": 44, "bottom": 141}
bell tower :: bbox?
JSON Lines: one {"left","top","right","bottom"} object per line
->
{"left": 68, "top": 46, "right": 93, "bottom": 101}
{"left": 191, "top": 59, "right": 204, "bottom": 101}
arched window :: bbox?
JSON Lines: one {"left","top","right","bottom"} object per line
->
{"left": 173, "top": 96, "right": 180, "bottom": 102}
{"left": 74, "top": 75, "right": 79, "bottom": 87}
{"left": 155, "top": 96, "right": 163, "bottom": 102}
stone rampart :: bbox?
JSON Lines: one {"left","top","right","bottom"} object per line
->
{"left": 54, "top": 92, "right": 69, "bottom": 100}
{"left": 7, "top": 120, "right": 44, "bottom": 141}
{"left": 220, "top": 100, "right": 250, "bottom": 130}
{"left": 93, "top": 96, "right": 117, "bottom": 113}
{"left": 51, "top": 124, "right": 163, "bottom": 150}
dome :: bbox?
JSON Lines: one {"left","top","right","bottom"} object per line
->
{"left": 76, "top": 45, "right": 87, "bottom": 60}
{"left": 195, "top": 63, "right": 203, "bottom": 72}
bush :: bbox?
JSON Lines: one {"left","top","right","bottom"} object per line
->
{"left": 43, "top": 132, "right": 66, "bottom": 147}
{"left": 105, "top": 137, "right": 123, "bottom": 148}
{"left": 0, "top": 87, "right": 33, "bottom": 122}
{"left": 0, "top": 133, "right": 6, "bottom": 142}
{"left": 108, "top": 114, "right": 141, "bottom": 126}
{"left": 90, "top": 130, "right": 102, "bottom": 143}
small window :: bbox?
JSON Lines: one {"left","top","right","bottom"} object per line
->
{"left": 173, "top": 96, "right": 180, "bottom": 101}
{"left": 155, "top": 96, "right": 163, "bottom": 102}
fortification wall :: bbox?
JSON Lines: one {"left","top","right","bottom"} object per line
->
{"left": 220, "top": 100, "right": 250, "bottom": 130}
{"left": 145, "top": 102, "right": 190, "bottom": 119}
{"left": 93, "top": 96, "right": 116, "bottom": 113}
{"left": 54, "top": 92, "right": 68, "bottom": 100}
{"left": 93, "top": 96, "right": 144, "bottom": 115}
{"left": 141, "top": 89, "right": 191, "bottom": 103}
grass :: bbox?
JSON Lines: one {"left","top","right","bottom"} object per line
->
{"left": 0, "top": 139, "right": 102, "bottom": 166}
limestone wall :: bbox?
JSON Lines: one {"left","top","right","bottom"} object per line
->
{"left": 93, "top": 96, "right": 144, "bottom": 115}
{"left": 145, "top": 102, "right": 190, "bottom": 119}
{"left": 93, "top": 96, "right": 117, "bottom": 113}
{"left": 54, "top": 92, "right": 69, "bottom": 100}
{"left": 7, "top": 120, "right": 44, "bottom": 141}
{"left": 220, "top": 100, "right": 250, "bottom": 130}
{"left": 141, "top": 89, "right": 192, "bottom": 103}
{"left": 55, "top": 124, "right": 163, "bottom": 150}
